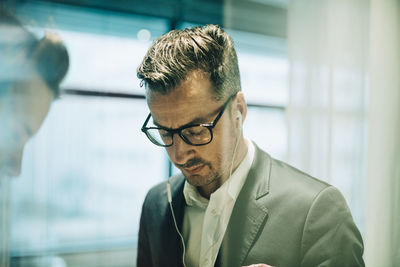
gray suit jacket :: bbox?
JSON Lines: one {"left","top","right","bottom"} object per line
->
{"left": 137, "top": 144, "right": 364, "bottom": 267}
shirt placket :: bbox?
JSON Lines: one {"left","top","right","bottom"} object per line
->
{"left": 199, "top": 198, "right": 224, "bottom": 267}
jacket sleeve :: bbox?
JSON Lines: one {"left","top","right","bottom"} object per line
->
{"left": 136, "top": 197, "right": 153, "bottom": 267}
{"left": 300, "top": 186, "right": 365, "bottom": 267}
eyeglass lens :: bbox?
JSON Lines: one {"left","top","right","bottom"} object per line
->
{"left": 146, "top": 126, "right": 212, "bottom": 146}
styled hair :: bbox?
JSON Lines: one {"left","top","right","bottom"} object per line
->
{"left": 33, "top": 33, "right": 69, "bottom": 96}
{"left": 137, "top": 24, "right": 241, "bottom": 101}
{"left": 0, "top": 7, "right": 69, "bottom": 97}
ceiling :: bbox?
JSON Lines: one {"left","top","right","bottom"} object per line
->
{"left": 13, "top": 0, "right": 287, "bottom": 38}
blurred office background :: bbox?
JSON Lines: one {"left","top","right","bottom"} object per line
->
{"left": 1, "top": 0, "right": 399, "bottom": 266}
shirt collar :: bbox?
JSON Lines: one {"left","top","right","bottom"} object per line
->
{"left": 183, "top": 180, "right": 209, "bottom": 209}
{"left": 183, "top": 139, "right": 255, "bottom": 208}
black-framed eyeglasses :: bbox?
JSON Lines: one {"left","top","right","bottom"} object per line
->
{"left": 141, "top": 94, "right": 236, "bottom": 147}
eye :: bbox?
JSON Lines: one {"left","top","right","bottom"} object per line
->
{"left": 185, "top": 126, "right": 207, "bottom": 136}
{"left": 158, "top": 129, "right": 171, "bottom": 138}
{"left": 188, "top": 130, "right": 200, "bottom": 136}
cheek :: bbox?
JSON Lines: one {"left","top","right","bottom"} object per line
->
{"left": 199, "top": 143, "right": 228, "bottom": 170}
{"left": 25, "top": 97, "right": 52, "bottom": 134}
{"left": 210, "top": 124, "right": 238, "bottom": 165}
{"left": 16, "top": 80, "right": 53, "bottom": 134}
{"left": 213, "top": 120, "right": 236, "bottom": 150}
{"left": 165, "top": 147, "right": 174, "bottom": 160}
{"left": 33, "top": 106, "right": 50, "bottom": 133}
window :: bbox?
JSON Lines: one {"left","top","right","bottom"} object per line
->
{"left": 12, "top": 3, "right": 170, "bottom": 263}
{"left": 231, "top": 29, "right": 289, "bottom": 159}
{"left": 11, "top": 2, "right": 289, "bottom": 265}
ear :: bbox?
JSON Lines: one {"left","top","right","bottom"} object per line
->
{"left": 235, "top": 91, "right": 247, "bottom": 126}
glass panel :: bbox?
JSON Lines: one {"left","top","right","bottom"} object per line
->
{"left": 54, "top": 29, "right": 155, "bottom": 94}
{"left": 10, "top": 96, "right": 165, "bottom": 257}
{"left": 7, "top": 6, "right": 290, "bottom": 266}
{"left": 230, "top": 30, "right": 289, "bottom": 107}
{"left": 244, "top": 107, "right": 287, "bottom": 160}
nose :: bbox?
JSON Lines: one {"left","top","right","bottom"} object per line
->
{"left": 168, "top": 134, "right": 193, "bottom": 165}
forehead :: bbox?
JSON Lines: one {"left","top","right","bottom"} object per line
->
{"left": 147, "top": 71, "right": 221, "bottom": 127}
{"left": 147, "top": 70, "right": 214, "bottom": 100}
{"left": 11, "top": 73, "right": 53, "bottom": 133}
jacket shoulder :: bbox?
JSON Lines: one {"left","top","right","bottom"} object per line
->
{"left": 253, "top": 147, "right": 341, "bottom": 214}
{"left": 270, "top": 156, "right": 330, "bottom": 196}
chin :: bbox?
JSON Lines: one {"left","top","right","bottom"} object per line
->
{"left": 184, "top": 174, "right": 204, "bottom": 186}
{"left": 185, "top": 172, "right": 220, "bottom": 188}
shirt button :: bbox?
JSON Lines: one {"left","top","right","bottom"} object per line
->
{"left": 211, "top": 209, "right": 217, "bottom": 216}
{"left": 203, "top": 258, "right": 209, "bottom": 266}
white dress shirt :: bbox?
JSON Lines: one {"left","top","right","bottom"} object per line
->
{"left": 182, "top": 140, "right": 255, "bottom": 267}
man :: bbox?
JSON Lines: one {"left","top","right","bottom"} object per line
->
{"left": 136, "top": 24, "right": 364, "bottom": 267}
{"left": 0, "top": 8, "right": 69, "bottom": 266}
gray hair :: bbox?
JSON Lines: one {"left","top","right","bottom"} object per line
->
{"left": 137, "top": 24, "right": 241, "bottom": 101}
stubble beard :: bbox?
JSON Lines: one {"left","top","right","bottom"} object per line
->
{"left": 184, "top": 167, "right": 221, "bottom": 188}
{"left": 181, "top": 154, "right": 230, "bottom": 190}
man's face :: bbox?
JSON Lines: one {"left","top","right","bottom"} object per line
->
{"left": 147, "top": 71, "right": 240, "bottom": 196}
{"left": 0, "top": 73, "right": 53, "bottom": 177}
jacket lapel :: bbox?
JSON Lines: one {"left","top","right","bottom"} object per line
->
{"left": 218, "top": 146, "right": 272, "bottom": 267}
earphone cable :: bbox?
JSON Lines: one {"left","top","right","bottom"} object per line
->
{"left": 169, "top": 199, "right": 187, "bottom": 267}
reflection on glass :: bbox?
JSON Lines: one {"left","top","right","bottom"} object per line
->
{"left": 11, "top": 97, "right": 165, "bottom": 262}
{"left": 6, "top": 5, "right": 169, "bottom": 265}
{"left": 1, "top": 8, "right": 69, "bottom": 267}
